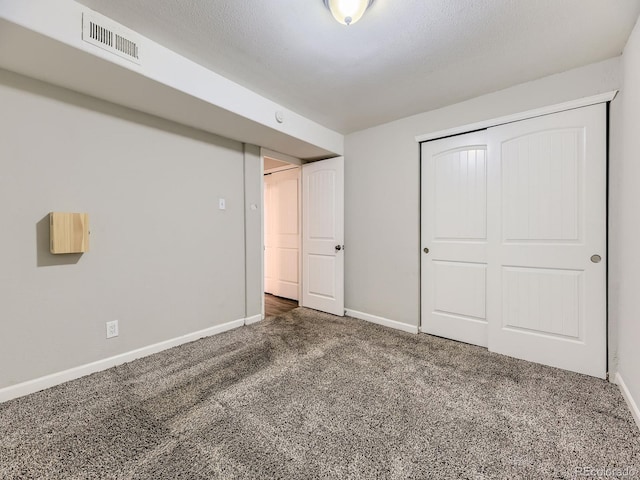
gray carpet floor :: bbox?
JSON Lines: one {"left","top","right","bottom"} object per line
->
{"left": 1, "top": 308, "right": 639, "bottom": 479}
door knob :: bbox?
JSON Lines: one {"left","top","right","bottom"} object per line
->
{"left": 335, "top": 245, "right": 343, "bottom": 251}
{"left": 423, "top": 247, "right": 429, "bottom": 254}
{"left": 591, "top": 254, "right": 602, "bottom": 263}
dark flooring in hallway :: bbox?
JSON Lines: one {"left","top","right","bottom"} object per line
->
{"left": 265, "top": 293, "right": 298, "bottom": 317}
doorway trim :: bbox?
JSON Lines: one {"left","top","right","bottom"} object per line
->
{"left": 415, "top": 91, "right": 617, "bottom": 143}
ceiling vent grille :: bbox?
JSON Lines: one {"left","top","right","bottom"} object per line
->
{"left": 82, "top": 11, "right": 141, "bottom": 65}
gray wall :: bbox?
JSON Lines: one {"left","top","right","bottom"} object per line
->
{"left": 0, "top": 68, "right": 251, "bottom": 388}
{"left": 612, "top": 16, "right": 640, "bottom": 409}
{"left": 344, "top": 57, "right": 621, "bottom": 329}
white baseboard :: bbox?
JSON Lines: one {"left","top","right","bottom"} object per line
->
{"left": 244, "top": 314, "right": 262, "bottom": 325}
{"left": 345, "top": 309, "right": 419, "bottom": 334}
{"left": 615, "top": 373, "right": 640, "bottom": 432}
{"left": 0, "top": 317, "right": 245, "bottom": 404}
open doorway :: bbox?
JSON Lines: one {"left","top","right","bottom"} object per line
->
{"left": 263, "top": 154, "right": 301, "bottom": 318}
{"left": 260, "top": 149, "right": 345, "bottom": 320}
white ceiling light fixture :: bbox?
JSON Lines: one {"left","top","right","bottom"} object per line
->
{"left": 323, "top": 0, "right": 374, "bottom": 26}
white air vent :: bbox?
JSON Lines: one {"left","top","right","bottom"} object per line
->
{"left": 82, "top": 11, "right": 141, "bottom": 65}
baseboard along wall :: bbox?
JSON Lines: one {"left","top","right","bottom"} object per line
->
{"left": 6, "top": 311, "right": 637, "bottom": 435}
{"left": 345, "top": 309, "right": 419, "bottom": 334}
{"left": 0, "top": 318, "right": 246, "bottom": 404}
{"left": 615, "top": 373, "right": 640, "bottom": 432}
{"left": 244, "top": 314, "right": 263, "bottom": 326}
{"left": 1, "top": 310, "right": 412, "bottom": 403}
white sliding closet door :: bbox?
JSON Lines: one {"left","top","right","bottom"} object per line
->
{"left": 487, "top": 104, "right": 606, "bottom": 378}
{"left": 421, "top": 103, "right": 607, "bottom": 378}
{"left": 421, "top": 131, "right": 489, "bottom": 347}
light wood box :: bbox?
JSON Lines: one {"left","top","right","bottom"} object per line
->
{"left": 49, "top": 212, "right": 89, "bottom": 254}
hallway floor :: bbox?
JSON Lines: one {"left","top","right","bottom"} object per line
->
{"left": 265, "top": 293, "right": 298, "bottom": 317}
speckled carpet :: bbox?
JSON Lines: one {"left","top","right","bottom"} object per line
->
{"left": 1, "top": 308, "right": 639, "bottom": 479}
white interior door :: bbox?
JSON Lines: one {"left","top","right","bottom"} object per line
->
{"left": 301, "top": 157, "right": 344, "bottom": 316}
{"left": 421, "top": 131, "right": 489, "bottom": 347}
{"left": 487, "top": 104, "right": 607, "bottom": 378}
{"left": 264, "top": 168, "right": 300, "bottom": 300}
{"left": 420, "top": 103, "right": 607, "bottom": 378}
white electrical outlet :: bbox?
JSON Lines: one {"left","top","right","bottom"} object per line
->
{"left": 106, "top": 320, "right": 119, "bottom": 339}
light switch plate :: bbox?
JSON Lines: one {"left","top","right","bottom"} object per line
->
{"left": 219, "top": 198, "right": 226, "bottom": 210}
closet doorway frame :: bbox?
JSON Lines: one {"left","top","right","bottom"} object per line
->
{"left": 415, "top": 90, "right": 617, "bottom": 376}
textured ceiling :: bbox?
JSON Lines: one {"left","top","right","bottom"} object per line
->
{"left": 74, "top": 0, "right": 640, "bottom": 134}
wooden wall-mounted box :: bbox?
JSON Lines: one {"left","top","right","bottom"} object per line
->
{"left": 49, "top": 212, "right": 89, "bottom": 254}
